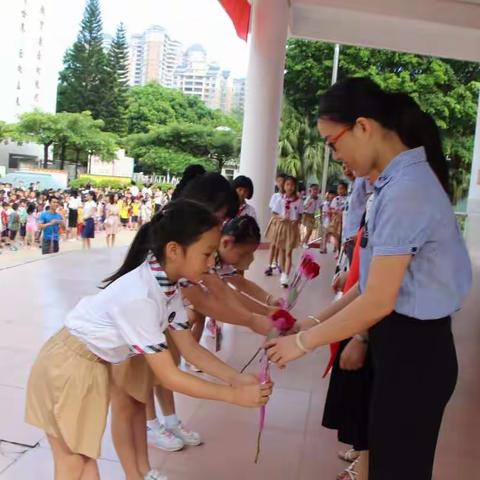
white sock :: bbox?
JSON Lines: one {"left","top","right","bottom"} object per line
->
{"left": 164, "top": 414, "right": 180, "bottom": 429}
{"left": 147, "top": 418, "right": 161, "bottom": 431}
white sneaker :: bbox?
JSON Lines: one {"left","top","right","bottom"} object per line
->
{"left": 144, "top": 469, "right": 168, "bottom": 480}
{"left": 280, "top": 272, "right": 289, "bottom": 288}
{"left": 167, "top": 422, "right": 203, "bottom": 446}
{"left": 147, "top": 425, "right": 184, "bottom": 451}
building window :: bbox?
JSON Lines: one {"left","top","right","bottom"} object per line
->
{"left": 16, "top": 97, "right": 20, "bottom": 106}
{"left": 19, "top": 49, "right": 23, "bottom": 58}
{"left": 40, "top": 5, "right": 45, "bottom": 14}
{"left": 17, "top": 65, "right": 23, "bottom": 73}
{"left": 35, "top": 80, "right": 40, "bottom": 89}
{"left": 40, "top": 20, "right": 44, "bottom": 30}
{"left": 21, "top": 23, "right": 25, "bottom": 32}
{"left": 37, "top": 51, "right": 41, "bottom": 60}
{"left": 38, "top": 36, "right": 43, "bottom": 46}
{"left": 21, "top": 9, "right": 27, "bottom": 18}
{"left": 17, "top": 81, "right": 21, "bottom": 90}
{"left": 34, "top": 93, "right": 39, "bottom": 102}
{"left": 36, "top": 67, "right": 41, "bottom": 75}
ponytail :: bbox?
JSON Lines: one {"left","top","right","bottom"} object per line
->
{"left": 318, "top": 77, "right": 451, "bottom": 197}
{"left": 222, "top": 215, "right": 261, "bottom": 245}
{"left": 102, "top": 200, "right": 219, "bottom": 287}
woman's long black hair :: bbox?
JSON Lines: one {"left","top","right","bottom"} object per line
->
{"left": 102, "top": 199, "right": 219, "bottom": 287}
{"left": 318, "top": 77, "right": 451, "bottom": 197}
{"left": 171, "top": 164, "right": 206, "bottom": 201}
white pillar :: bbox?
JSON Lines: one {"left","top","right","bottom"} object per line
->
{"left": 239, "top": 0, "right": 290, "bottom": 233}
{"left": 467, "top": 91, "right": 480, "bottom": 214}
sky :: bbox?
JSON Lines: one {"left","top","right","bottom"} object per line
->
{"left": 53, "top": 0, "right": 250, "bottom": 77}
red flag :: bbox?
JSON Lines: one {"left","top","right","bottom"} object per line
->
{"left": 218, "top": 0, "right": 251, "bottom": 41}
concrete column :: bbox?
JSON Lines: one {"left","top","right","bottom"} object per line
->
{"left": 239, "top": 0, "right": 290, "bottom": 233}
{"left": 467, "top": 91, "right": 480, "bottom": 214}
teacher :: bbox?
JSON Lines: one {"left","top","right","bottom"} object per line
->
{"left": 266, "top": 77, "right": 472, "bottom": 480}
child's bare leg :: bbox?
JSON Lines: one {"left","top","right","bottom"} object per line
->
{"left": 47, "top": 433, "right": 89, "bottom": 480}
{"left": 278, "top": 248, "right": 286, "bottom": 272}
{"left": 285, "top": 249, "right": 293, "bottom": 275}
{"left": 303, "top": 227, "right": 313, "bottom": 244}
{"left": 132, "top": 396, "right": 150, "bottom": 476}
{"left": 268, "top": 244, "right": 276, "bottom": 265}
{"left": 80, "top": 459, "right": 100, "bottom": 480}
{"left": 110, "top": 384, "right": 145, "bottom": 480}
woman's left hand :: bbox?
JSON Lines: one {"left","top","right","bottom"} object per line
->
{"left": 264, "top": 335, "right": 306, "bottom": 367}
{"left": 231, "top": 372, "right": 260, "bottom": 387}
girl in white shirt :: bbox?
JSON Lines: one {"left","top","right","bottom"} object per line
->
{"left": 232, "top": 175, "right": 257, "bottom": 220}
{"left": 269, "top": 176, "right": 304, "bottom": 287}
{"left": 25, "top": 200, "right": 272, "bottom": 480}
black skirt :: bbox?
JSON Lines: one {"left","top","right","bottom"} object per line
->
{"left": 368, "top": 312, "right": 457, "bottom": 480}
{"left": 322, "top": 338, "right": 373, "bottom": 451}
{"left": 68, "top": 209, "right": 78, "bottom": 228}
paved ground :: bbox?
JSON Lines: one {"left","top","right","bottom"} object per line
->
{"left": 0, "top": 219, "right": 478, "bottom": 479}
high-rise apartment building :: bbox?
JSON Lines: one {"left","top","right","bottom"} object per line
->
{"left": 128, "top": 25, "right": 183, "bottom": 88}
{"left": 232, "top": 78, "right": 246, "bottom": 115}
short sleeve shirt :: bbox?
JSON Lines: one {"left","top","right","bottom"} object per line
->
{"left": 271, "top": 195, "right": 304, "bottom": 221}
{"left": 359, "top": 147, "right": 472, "bottom": 319}
{"left": 38, "top": 211, "right": 63, "bottom": 241}
{"left": 65, "top": 260, "right": 189, "bottom": 363}
{"left": 303, "top": 196, "right": 322, "bottom": 215}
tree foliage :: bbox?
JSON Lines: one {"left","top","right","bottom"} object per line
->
{"left": 56, "top": 0, "right": 110, "bottom": 121}
{"left": 283, "top": 39, "right": 480, "bottom": 202}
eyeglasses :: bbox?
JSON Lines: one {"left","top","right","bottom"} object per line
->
{"left": 326, "top": 126, "right": 352, "bottom": 153}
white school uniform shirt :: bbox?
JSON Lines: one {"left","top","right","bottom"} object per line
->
{"left": 65, "top": 258, "right": 189, "bottom": 363}
{"left": 68, "top": 197, "right": 81, "bottom": 210}
{"left": 269, "top": 192, "right": 282, "bottom": 211}
{"left": 303, "top": 195, "right": 322, "bottom": 215}
{"left": 271, "top": 194, "right": 304, "bottom": 221}
{"left": 237, "top": 202, "right": 257, "bottom": 220}
{"left": 83, "top": 200, "right": 97, "bottom": 219}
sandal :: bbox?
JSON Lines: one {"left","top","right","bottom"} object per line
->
{"left": 338, "top": 448, "right": 360, "bottom": 463}
{"left": 336, "top": 459, "right": 359, "bottom": 480}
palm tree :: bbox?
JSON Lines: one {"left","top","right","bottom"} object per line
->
{"left": 278, "top": 100, "right": 324, "bottom": 183}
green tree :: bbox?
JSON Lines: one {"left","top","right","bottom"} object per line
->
{"left": 278, "top": 100, "right": 324, "bottom": 183}
{"left": 16, "top": 111, "right": 60, "bottom": 168}
{"left": 104, "top": 23, "right": 130, "bottom": 136}
{"left": 57, "top": 0, "right": 110, "bottom": 121}
{"left": 283, "top": 39, "right": 480, "bottom": 202}
{"left": 126, "top": 83, "right": 241, "bottom": 134}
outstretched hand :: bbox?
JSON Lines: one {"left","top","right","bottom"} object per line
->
{"left": 263, "top": 335, "right": 306, "bottom": 368}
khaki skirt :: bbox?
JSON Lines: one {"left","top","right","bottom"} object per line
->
{"left": 25, "top": 328, "right": 110, "bottom": 459}
{"left": 271, "top": 219, "right": 301, "bottom": 251}
{"left": 111, "top": 355, "right": 154, "bottom": 404}
{"left": 264, "top": 216, "right": 280, "bottom": 243}
{"left": 302, "top": 213, "right": 316, "bottom": 230}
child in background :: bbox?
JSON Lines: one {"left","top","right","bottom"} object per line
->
{"left": 231, "top": 175, "right": 257, "bottom": 219}
{"left": 77, "top": 204, "right": 84, "bottom": 238}
{"left": 119, "top": 198, "right": 130, "bottom": 228}
{"left": 8, "top": 203, "right": 20, "bottom": 251}
{"left": 18, "top": 201, "right": 28, "bottom": 246}
{"left": 264, "top": 173, "right": 286, "bottom": 276}
{"left": 131, "top": 198, "right": 141, "bottom": 230}
{"left": 328, "top": 182, "right": 348, "bottom": 258}
{"left": 320, "top": 190, "right": 337, "bottom": 254}
{"left": 25, "top": 204, "right": 38, "bottom": 248}
{"left": 268, "top": 176, "right": 303, "bottom": 288}
{"left": 302, "top": 183, "right": 322, "bottom": 248}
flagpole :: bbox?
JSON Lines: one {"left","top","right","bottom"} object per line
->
{"left": 320, "top": 43, "right": 341, "bottom": 197}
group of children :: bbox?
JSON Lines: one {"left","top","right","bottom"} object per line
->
{"left": 25, "top": 171, "right": 288, "bottom": 480}
{"left": 263, "top": 173, "right": 349, "bottom": 287}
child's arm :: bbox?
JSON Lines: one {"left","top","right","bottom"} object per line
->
{"left": 169, "top": 329, "right": 257, "bottom": 386}
{"left": 181, "top": 281, "right": 272, "bottom": 335}
{"left": 227, "top": 275, "right": 280, "bottom": 312}
{"left": 145, "top": 350, "right": 271, "bottom": 407}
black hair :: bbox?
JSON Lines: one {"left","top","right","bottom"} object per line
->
{"left": 103, "top": 199, "right": 219, "bottom": 287}
{"left": 231, "top": 175, "right": 254, "bottom": 200}
{"left": 284, "top": 176, "right": 298, "bottom": 193}
{"left": 108, "top": 193, "right": 115, "bottom": 204}
{"left": 276, "top": 172, "right": 287, "bottom": 179}
{"left": 12, "top": 203, "right": 18, "bottom": 211}
{"left": 318, "top": 77, "right": 450, "bottom": 196}
{"left": 327, "top": 189, "right": 337, "bottom": 195}
{"left": 179, "top": 172, "right": 239, "bottom": 219}
{"left": 171, "top": 164, "right": 206, "bottom": 200}
{"left": 309, "top": 183, "right": 319, "bottom": 188}
{"left": 222, "top": 215, "right": 261, "bottom": 245}
{"left": 27, "top": 203, "right": 36, "bottom": 215}
{"left": 338, "top": 181, "right": 348, "bottom": 190}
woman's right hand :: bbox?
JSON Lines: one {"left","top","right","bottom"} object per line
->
{"left": 231, "top": 382, "right": 273, "bottom": 407}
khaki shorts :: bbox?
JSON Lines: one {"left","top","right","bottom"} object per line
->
{"left": 25, "top": 328, "right": 110, "bottom": 459}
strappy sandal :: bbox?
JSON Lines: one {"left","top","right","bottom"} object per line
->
{"left": 336, "top": 459, "right": 359, "bottom": 480}
{"left": 338, "top": 448, "right": 360, "bottom": 463}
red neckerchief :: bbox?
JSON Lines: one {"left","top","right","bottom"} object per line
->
{"left": 283, "top": 194, "right": 297, "bottom": 217}
{"left": 305, "top": 195, "right": 318, "bottom": 212}
{"left": 237, "top": 203, "right": 247, "bottom": 217}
